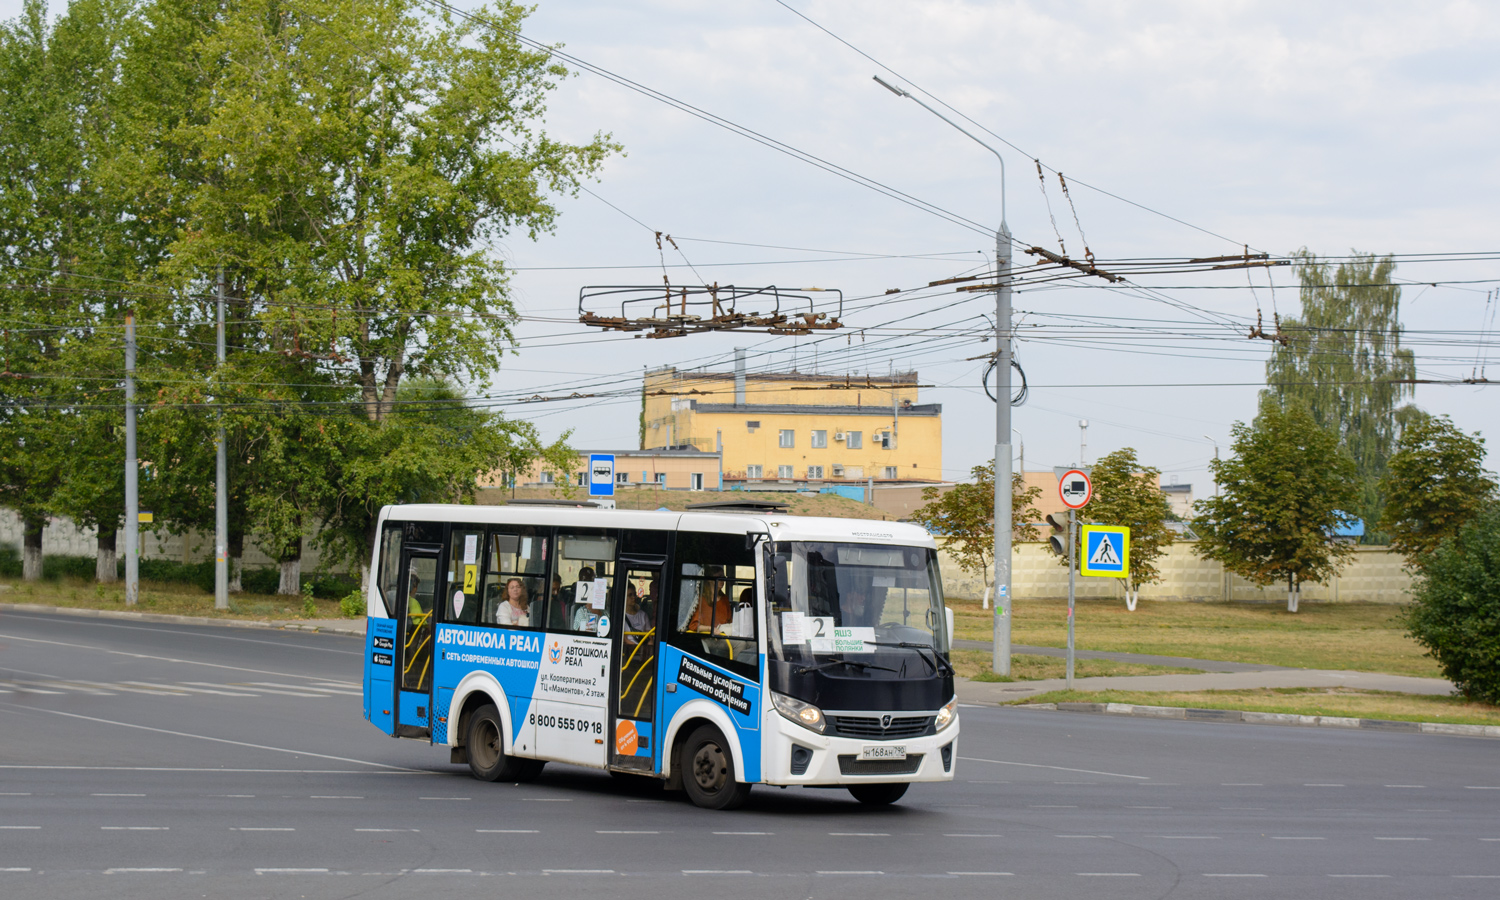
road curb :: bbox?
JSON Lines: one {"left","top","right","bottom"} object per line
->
{"left": 1010, "top": 701, "right": 1500, "bottom": 738}
{"left": 0, "top": 602, "right": 365, "bottom": 636}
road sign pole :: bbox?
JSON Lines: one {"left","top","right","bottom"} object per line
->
{"left": 1066, "top": 507, "right": 1076, "bottom": 689}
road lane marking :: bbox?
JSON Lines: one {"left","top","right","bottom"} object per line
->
{"left": 829, "top": 832, "right": 889, "bottom": 837}
{"left": 0, "top": 867, "right": 32, "bottom": 872}
{"left": 0, "top": 631, "right": 345, "bottom": 677}
{"left": 959, "top": 756, "right": 1148, "bottom": 780}
{"left": 249, "top": 682, "right": 362, "bottom": 695}
{"left": 1454, "top": 875, "right": 1500, "bottom": 878}
{"left": 1465, "top": 786, "right": 1500, "bottom": 790}
{"left": 4, "top": 707, "right": 424, "bottom": 771}
{"left": 0, "top": 825, "right": 40, "bottom": 829}
{"left": 0, "top": 792, "right": 31, "bottom": 796}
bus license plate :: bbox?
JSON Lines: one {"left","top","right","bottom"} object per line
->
{"left": 858, "top": 744, "right": 907, "bottom": 761}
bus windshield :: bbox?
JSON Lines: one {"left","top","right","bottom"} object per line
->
{"left": 765, "top": 541, "right": 949, "bottom": 673}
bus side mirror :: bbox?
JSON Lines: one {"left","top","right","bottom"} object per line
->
{"left": 945, "top": 607, "right": 955, "bottom": 646}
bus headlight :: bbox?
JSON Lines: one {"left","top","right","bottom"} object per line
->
{"left": 771, "top": 691, "right": 826, "bottom": 733}
{"left": 935, "top": 697, "right": 957, "bottom": 732}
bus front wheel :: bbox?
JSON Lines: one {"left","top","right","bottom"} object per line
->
{"left": 848, "top": 782, "right": 909, "bottom": 805}
{"left": 680, "top": 724, "right": 751, "bottom": 810}
{"left": 465, "top": 704, "right": 531, "bottom": 782}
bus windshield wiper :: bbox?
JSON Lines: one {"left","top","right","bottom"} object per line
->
{"left": 796, "top": 657, "right": 900, "bottom": 675}
{"left": 867, "top": 641, "right": 954, "bottom": 677}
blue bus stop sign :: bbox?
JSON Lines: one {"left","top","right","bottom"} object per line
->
{"left": 589, "top": 454, "right": 616, "bottom": 497}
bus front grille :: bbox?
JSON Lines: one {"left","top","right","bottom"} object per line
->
{"left": 837, "top": 754, "right": 925, "bottom": 776}
{"left": 831, "top": 715, "right": 933, "bottom": 739}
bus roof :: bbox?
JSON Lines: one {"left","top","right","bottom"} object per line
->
{"left": 380, "top": 503, "right": 935, "bottom": 548}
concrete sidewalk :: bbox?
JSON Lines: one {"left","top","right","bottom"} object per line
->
{"left": 957, "top": 667, "right": 1457, "bottom": 705}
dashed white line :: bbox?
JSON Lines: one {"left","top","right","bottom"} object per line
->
{"left": 0, "top": 867, "right": 32, "bottom": 872}
{"left": 478, "top": 829, "right": 538, "bottom": 833}
{"left": 105, "top": 867, "right": 181, "bottom": 874}
{"left": 0, "top": 793, "right": 32, "bottom": 796}
{"left": 959, "top": 756, "right": 1149, "bottom": 780}
{"left": 1453, "top": 875, "right": 1500, "bottom": 879}
{"left": 1481, "top": 838, "right": 1500, "bottom": 842}
{"left": 0, "top": 826, "right": 40, "bottom": 830}
{"left": 1464, "top": 786, "right": 1500, "bottom": 790}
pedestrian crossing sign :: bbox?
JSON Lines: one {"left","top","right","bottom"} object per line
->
{"left": 1080, "top": 525, "right": 1129, "bottom": 578}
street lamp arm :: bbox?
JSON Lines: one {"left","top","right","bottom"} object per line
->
{"left": 872, "top": 76, "right": 1006, "bottom": 225}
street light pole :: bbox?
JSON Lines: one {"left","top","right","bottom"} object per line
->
{"left": 876, "top": 75, "right": 1013, "bottom": 675}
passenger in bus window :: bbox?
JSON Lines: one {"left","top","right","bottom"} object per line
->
{"left": 687, "top": 569, "right": 732, "bottom": 634}
{"left": 624, "top": 583, "right": 650, "bottom": 646}
{"left": 495, "top": 578, "right": 531, "bottom": 627}
{"left": 844, "top": 586, "right": 884, "bottom": 628}
{"left": 569, "top": 566, "right": 599, "bottom": 632}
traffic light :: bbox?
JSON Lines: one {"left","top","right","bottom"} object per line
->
{"left": 1046, "top": 510, "right": 1070, "bottom": 556}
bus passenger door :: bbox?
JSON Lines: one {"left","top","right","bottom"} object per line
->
{"left": 395, "top": 545, "right": 440, "bottom": 738}
{"left": 609, "top": 562, "right": 663, "bottom": 773}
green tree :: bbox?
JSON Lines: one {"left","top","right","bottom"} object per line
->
{"left": 1193, "top": 405, "right": 1359, "bottom": 611}
{"left": 1085, "top": 448, "right": 1175, "bottom": 609}
{"left": 1379, "top": 413, "right": 1497, "bottom": 565}
{"left": 909, "top": 461, "right": 1043, "bottom": 599}
{"left": 1404, "top": 504, "right": 1500, "bottom": 703}
{"left": 1262, "top": 251, "right": 1419, "bottom": 541}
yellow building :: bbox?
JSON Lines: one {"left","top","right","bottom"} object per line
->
{"left": 641, "top": 361, "right": 942, "bottom": 486}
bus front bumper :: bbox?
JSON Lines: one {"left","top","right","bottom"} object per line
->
{"left": 759, "top": 712, "right": 958, "bottom": 786}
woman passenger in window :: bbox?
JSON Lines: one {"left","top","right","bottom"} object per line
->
{"left": 495, "top": 578, "right": 530, "bottom": 627}
{"left": 623, "top": 583, "right": 651, "bottom": 646}
{"left": 686, "top": 567, "right": 733, "bottom": 634}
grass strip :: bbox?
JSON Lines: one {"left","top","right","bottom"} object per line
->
{"left": 951, "top": 649, "right": 1201, "bottom": 682}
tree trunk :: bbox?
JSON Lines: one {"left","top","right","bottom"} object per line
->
{"left": 96, "top": 527, "right": 118, "bottom": 583}
{"left": 228, "top": 528, "right": 244, "bottom": 593}
{"left": 22, "top": 515, "right": 44, "bottom": 582}
{"left": 276, "top": 535, "right": 302, "bottom": 595}
{"left": 1287, "top": 575, "right": 1299, "bottom": 613}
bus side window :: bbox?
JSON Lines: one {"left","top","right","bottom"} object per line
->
{"left": 482, "top": 528, "right": 546, "bottom": 628}
{"left": 377, "top": 527, "right": 402, "bottom": 617}
{"left": 446, "top": 529, "right": 484, "bottom": 625}
{"left": 670, "top": 532, "right": 757, "bottom": 679}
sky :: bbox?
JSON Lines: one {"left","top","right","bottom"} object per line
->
{"left": 8, "top": 0, "right": 1500, "bottom": 495}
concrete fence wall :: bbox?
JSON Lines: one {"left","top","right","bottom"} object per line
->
{"left": 938, "top": 540, "right": 1413, "bottom": 605}
{"left": 0, "top": 510, "right": 330, "bottom": 572}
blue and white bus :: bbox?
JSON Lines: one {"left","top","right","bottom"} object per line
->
{"left": 361, "top": 500, "right": 957, "bottom": 809}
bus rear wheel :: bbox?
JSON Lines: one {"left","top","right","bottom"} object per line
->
{"left": 848, "top": 782, "right": 909, "bottom": 805}
{"left": 680, "top": 724, "right": 751, "bottom": 810}
{"left": 465, "top": 704, "right": 531, "bottom": 782}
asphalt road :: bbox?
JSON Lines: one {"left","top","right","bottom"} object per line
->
{"left": 1, "top": 610, "right": 1496, "bottom": 899}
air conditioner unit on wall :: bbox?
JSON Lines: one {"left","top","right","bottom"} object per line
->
{"left": 831, "top": 464, "right": 844, "bottom": 477}
{"left": 834, "top": 432, "right": 846, "bottom": 441}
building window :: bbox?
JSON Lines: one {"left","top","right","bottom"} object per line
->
{"left": 691, "top": 473, "right": 704, "bottom": 491}
{"left": 807, "top": 466, "right": 824, "bottom": 480}
{"left": 539, "top": 472, "right": 554, "bottom": 484}
{"left": 656, "top": 472, "right": 667, "bottom": 486}
{"left": 883, "top": 466, "right": 898, "bottom": 479}
{"left": 778, "top": 465, "right": 793, "bottom": 480}
{"left": 811, "top": 430, "right": 827, "bottom": 448}
{"left": 778, "top": 429, "right": 794, "bottom": 448}
{"left": 879, "top": 432, "right": 892, "bottom": 450}
{"left": 616, "top": 472, "right": 630, "bottom": 485}
{"left": 575, "top": 471, "right": 586, "bottom": 486}
{"left": 846, "top": 431, "right": 862, "bottom": 449}
{"left": 746, "top": 465, "right": 763, "bottom": 479}
{"left": 746, "top": 420, "right": 760, "bottom": 432}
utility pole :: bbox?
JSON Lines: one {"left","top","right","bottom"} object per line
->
{"left": 1066, "top": 507, "right": 1077, "bottom": 689}
{"left": 215, "top": 271, "right": 229, "bottom": 609}
{"left": 124, "top": 311, "right": 139, "bottom": 606}
{"left": 875, "top": 74, "right": 1013, "bottom": 675}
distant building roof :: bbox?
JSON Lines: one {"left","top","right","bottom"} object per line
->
{"left": 1161, "top": 483, "right": 1192, "bottom": 493}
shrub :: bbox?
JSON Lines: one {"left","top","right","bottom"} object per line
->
{"left": 339, "top": 590, "right": 366, "bottom": 619}
{"left": 1405, "top": 505, "right": 1500, "bottom": 703}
